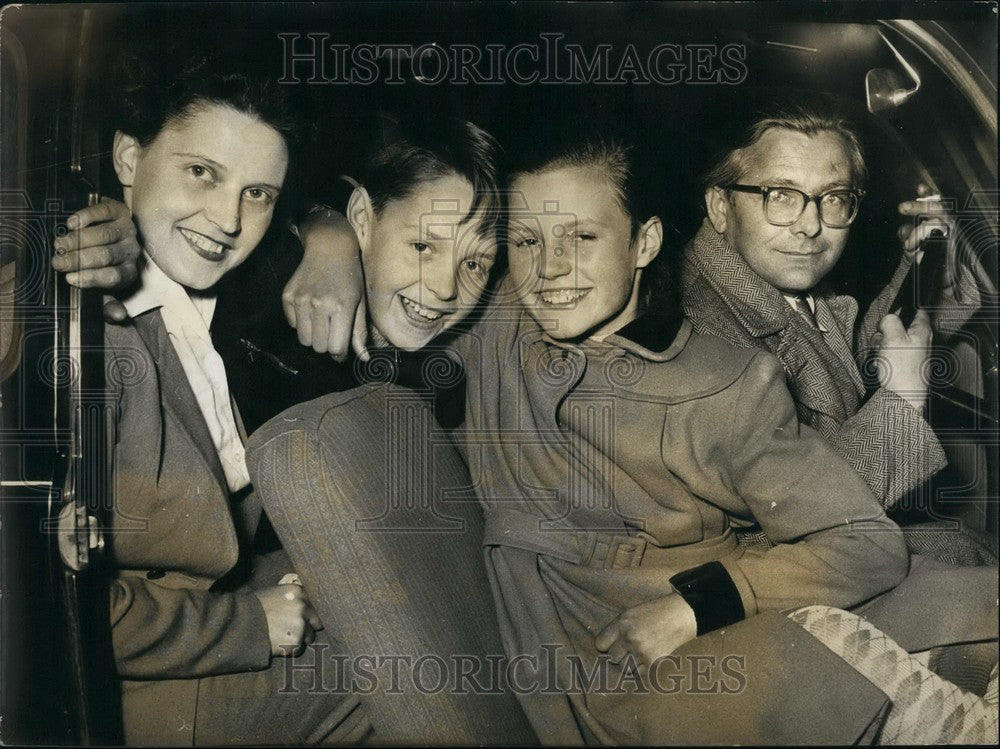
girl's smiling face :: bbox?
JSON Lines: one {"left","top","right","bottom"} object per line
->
{"left": 351, "top": 173, "right": 497, "bottom": 351}
{"left": 114, "top": 101, "right": 289, "bottom": 290}
{"left": 507, "top": 164, "right": 661, "bottom": 341}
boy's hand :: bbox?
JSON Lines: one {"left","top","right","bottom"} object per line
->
{"left": 283, "top": 209, "right": 368, "bottom": 362}
{"left": 595, "top": 593, "right": 698, "bottom": 667}
{"left": 51, "top": 198, "right": 140, "bottom": 290}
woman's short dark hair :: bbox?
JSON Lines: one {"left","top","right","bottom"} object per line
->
{"left": 116, "top": 50, "right": 301, "bottom": 154}
{"left": 359, "top": 116, "right": 503, "bottom": 240}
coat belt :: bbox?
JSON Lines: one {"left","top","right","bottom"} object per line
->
{"left": 483, "top": 508, "right": 739, "bottom": 570}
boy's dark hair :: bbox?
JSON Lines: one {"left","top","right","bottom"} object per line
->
{"left": 359, "top": 115, "right": 503, "bottom": 240}
{"left": 504, "top": 116, "right": 679, "bottom": 316}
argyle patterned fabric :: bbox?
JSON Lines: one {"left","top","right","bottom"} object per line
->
{"left": 789, "top": 605, "right": 998, "bottom": 744}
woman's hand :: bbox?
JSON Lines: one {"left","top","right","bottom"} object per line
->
{"left": 595, "top": 593, "right": 698, "bottom": 667}
{"left": 254, "top": 582, "right": 323, "bottom": 658}
{"left": 283, "top": 208, "right": 368, "bottom": 362}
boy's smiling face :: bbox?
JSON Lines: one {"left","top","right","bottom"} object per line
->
{"left": 353, "top": 173, "right": 497, "bottom": 351}
{"left": 507, "top": 164, "right": 660, "bottom": 341}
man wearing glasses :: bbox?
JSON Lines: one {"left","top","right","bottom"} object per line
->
{"left": 683, "top": 101, "right": 957, "bottom": 531}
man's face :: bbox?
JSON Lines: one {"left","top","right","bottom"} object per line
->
{"left": 708, "top": 127, "right": 855, "bottom": 294}
{"left": 507, "top": 165, "right": 651, "bottom": 341}
{"left": 118, "top": 102, "right": 289, "bottom": 290}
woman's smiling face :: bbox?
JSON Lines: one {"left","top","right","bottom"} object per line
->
{"left": 356, "top": 173, "right": 497, "bottom": 351}
{"left": 115, "top": 101, "right": 289, "bottom": 290}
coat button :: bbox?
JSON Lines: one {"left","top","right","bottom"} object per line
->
{"left": 146, "top": 569, "right": 165, "bottom": 580}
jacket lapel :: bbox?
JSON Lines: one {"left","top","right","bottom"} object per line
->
{"left": 132, "top": 310, "right": 229, "bottom": 493}
{"left": 772, "top": 329, "right": 858, "bottom": 425}
{"left": 686, "top": 222, "right": 861, "bottom": 426}
{"left": 815, "top": 294, "right": 864, "bottom": 390}
{"left": 821, "top": 293, "right": 859, "bottom": 337}
{"left": 685, "top": 223, "right": 787, "bottom": 339}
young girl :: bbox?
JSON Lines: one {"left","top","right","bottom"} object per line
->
{"left": 56, "top": 56, "right": 368, "bottom": 745}
{"left": 462, "top": 130, "right": 996, "bottom": 745}
{"left": 246, "top": 118, "right": 536, "bottom": 745}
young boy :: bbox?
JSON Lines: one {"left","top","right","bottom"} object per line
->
{"left": 453, "top": 132, "right": 901, "bottom": 743}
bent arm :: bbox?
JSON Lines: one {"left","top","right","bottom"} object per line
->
{"left": 110, "top": 576, "right": 272, "bottom": 679}
{"left": 284, "top": 205, "right": 367, "bottom": 360}
{"left": 728, "top": 353, "right": 909, "bottom": 612}
{"left": 671, "top": 353, "right": 909, "bottom": 632}
{"left": 852, "top": 261, "right": 947, "bottom": 505}
{"left": 826, "top": 387, "right": 946, "bottom": 507}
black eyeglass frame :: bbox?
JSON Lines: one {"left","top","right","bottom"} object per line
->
{"left": 723, "top": 184, "right": 866, "bottom": 228}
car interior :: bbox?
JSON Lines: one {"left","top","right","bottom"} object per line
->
{"left": 1, "top": 2, "right": 995, "bottom": 743}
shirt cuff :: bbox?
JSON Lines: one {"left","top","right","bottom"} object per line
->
{"left": 669, "top": 561, "right": 747, "bottom": 636}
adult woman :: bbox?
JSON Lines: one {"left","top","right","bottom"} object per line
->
{"left": 55, "top": 55, "right": 368, "bottom": 745}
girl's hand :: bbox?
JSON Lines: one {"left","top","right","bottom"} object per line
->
{"left": 595, "top": 593, "right": 698, "bottom": 667}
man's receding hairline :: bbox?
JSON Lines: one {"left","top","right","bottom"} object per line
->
{"left": 733, "top": 125, "right": 859, "bottom": 183}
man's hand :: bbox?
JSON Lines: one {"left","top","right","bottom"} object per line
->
{"left": 283, "top": 209, "right": 368, "bottom": 362}
{"left": 51, "top": 198, "right": 140, "bottom": 290}
{"left": 873, "top": 309, "right": 933, "bottom": 412}
{"left": 594, "top": 593, "right": 698, "bottom": 667}
{"left": 897, "top": 196, "right": 954, "bottom": 258}
{"left": 254, "top": 583, "right": 323, "bottom": 658}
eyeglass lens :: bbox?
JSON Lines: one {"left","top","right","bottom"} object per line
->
{"left": 765, "top": 188, "right": 859, "bottom": 227}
